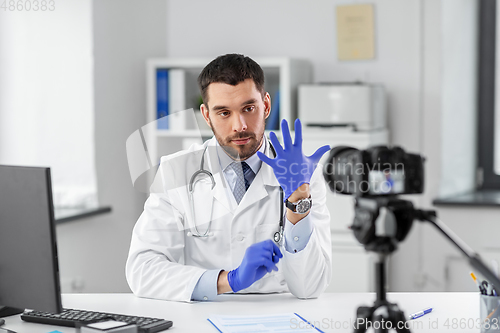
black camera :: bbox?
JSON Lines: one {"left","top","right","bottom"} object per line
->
{"left": 323, "top": 145, "right": 425, "bottom": 197}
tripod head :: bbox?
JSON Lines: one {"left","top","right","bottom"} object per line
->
{"left": 351, "top": 196, "right": 415, "bottom": 254}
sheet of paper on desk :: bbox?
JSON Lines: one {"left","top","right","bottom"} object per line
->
{"left": 207, "top": 312, "right": 324, "bottom": 332}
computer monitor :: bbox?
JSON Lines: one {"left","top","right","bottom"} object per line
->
{"left": 0, "top": 165, "right": 62, "bottom": 317}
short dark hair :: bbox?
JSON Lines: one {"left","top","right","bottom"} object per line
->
{"left": 197, "top": 54, "right": 265, "bottom": 106}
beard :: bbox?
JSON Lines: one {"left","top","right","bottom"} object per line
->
{"left": 209, "top": 121, "right": 264, "bottom": 161}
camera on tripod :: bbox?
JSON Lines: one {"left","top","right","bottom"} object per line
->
{"left": 322, "top": 145, "right": 432, "bottom": 332}
{"left": 322, "top": 145, "right": 500, "bottom": 333}
{"left": 323, "top": 145, "right": 425, "bottom": 254}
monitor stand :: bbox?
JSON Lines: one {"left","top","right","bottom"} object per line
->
{"left": 0, "top": 306, "right": 23, "bottom": 317}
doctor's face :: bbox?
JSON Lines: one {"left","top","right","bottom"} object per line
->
{"left": 200, "top": 79, "right": 271, "bottom": 161}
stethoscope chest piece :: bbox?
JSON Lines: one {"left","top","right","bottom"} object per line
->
{"left": 274, "top": 225, "right": 284, "bottom": 246}
{"left": 274, "top": 231, "right": 281, "bottom": 243}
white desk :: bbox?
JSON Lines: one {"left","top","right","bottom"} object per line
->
{"left": 3, "top": 292, "right": 480, "bottom": 332}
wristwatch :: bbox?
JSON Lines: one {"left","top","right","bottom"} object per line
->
{"left": 285, "top": 196, "right": 312, "bottom": 214}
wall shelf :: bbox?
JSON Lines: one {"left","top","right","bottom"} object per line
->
{"left": 55, "top": 206, "right": 112, "bottom": 224}
{"left": 433, "top": 190, "right": 500, "bottom": 207}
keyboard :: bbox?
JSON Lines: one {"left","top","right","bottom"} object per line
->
{"left": 21, "top": 308, "right": 173, "bottom": 332}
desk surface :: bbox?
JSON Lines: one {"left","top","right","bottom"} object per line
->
{"left": 3, "top": 292, "right": 480, "bottom": 332}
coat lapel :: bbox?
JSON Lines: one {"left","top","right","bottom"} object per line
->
{"left": 203, "top": 138, "right": 234, "bottom": 213}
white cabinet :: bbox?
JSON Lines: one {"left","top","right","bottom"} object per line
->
{"left": 302, "top": 128, "right": 389, "bottom": 292}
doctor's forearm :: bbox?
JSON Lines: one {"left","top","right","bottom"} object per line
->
{"left": 217, "top": 271, "right": 231, "bottom": 294}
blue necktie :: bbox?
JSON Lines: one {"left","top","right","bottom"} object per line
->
{"left": 230, "top": 162, "right": 253, "bottom": 204}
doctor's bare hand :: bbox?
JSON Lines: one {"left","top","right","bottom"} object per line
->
{"left": 224, "top": 240, "right": 283, "bottom": 293}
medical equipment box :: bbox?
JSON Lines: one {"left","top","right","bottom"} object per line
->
{"left": 298, "top": 83, "right": 386, "bottom": 131}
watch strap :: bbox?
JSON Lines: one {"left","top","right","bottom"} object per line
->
{"left": 285, "top": 199, "right": 296, "bottom": 211}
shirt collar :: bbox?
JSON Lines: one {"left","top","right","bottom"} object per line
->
{"left": 216, "top": 137, "right": 266, "bottom": 174}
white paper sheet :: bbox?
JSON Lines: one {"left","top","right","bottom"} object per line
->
{"left": 207, "top": 312, "right": 323, "bottom": 333}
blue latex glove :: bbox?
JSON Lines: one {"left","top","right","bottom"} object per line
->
{"left": 227, "top": 239, "right": 283, "bottom": 292}
{"left": 258, "top": 119, "right": 330, "bottom": 200}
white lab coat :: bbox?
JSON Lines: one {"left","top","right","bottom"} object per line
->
{"left": 126, "top": 137, "right": 332, "bottom": 302}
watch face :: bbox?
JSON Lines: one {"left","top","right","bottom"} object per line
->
{"left": 296, "top": 199, "right": 311, "bottom": 214}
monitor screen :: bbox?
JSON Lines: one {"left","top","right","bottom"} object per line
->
{"left": 0, "top": 165, "right": 62, "bottom": 315}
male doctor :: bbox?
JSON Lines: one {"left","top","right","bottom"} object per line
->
{"left": 126, "top": 54, "right": 332, "bottom": 302}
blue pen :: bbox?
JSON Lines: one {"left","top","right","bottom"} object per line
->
{"left": 409, "top": 307, "right": 433, "bottom": 320}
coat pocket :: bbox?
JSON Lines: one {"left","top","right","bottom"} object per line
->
{"left": 255, "top": 223, "right": 279, "bottom": 243}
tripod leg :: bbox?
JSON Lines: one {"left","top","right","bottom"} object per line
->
{"left": 373, "top": 306, "right": 389, "bottom": 333}
{"left": 387, "top": 304, "right": 411, "bottom": 333}
{"left": 353, "top": 254, "right": 413, "bottom": 332}
{"left": 354, "top": 306, "right": 373, "bottom": 333}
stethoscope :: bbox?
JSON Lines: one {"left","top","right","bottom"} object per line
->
{"left": 186, "top": 139, "right": 285, "bottom": 245}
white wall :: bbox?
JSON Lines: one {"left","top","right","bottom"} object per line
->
{"left": 440, "top": 0, "right": 477, "bottom": 198}
{"left": 391, "top": 0, "right": 480, "bottom": 292}
{"left": 55, "top": 0, "right": 167, "bottom": 293}
{"left": 166, "top": 0, "right": 422, "bottom": 152}
{"left": 416, "top": 0, "right": 480, "bottom": 293}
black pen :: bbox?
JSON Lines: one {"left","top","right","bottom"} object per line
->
{"left": 471, "top": 272, "right": 486, "bottom": 294}
{"left": 483, "top": 280, "right": 492, "bottom": 295}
